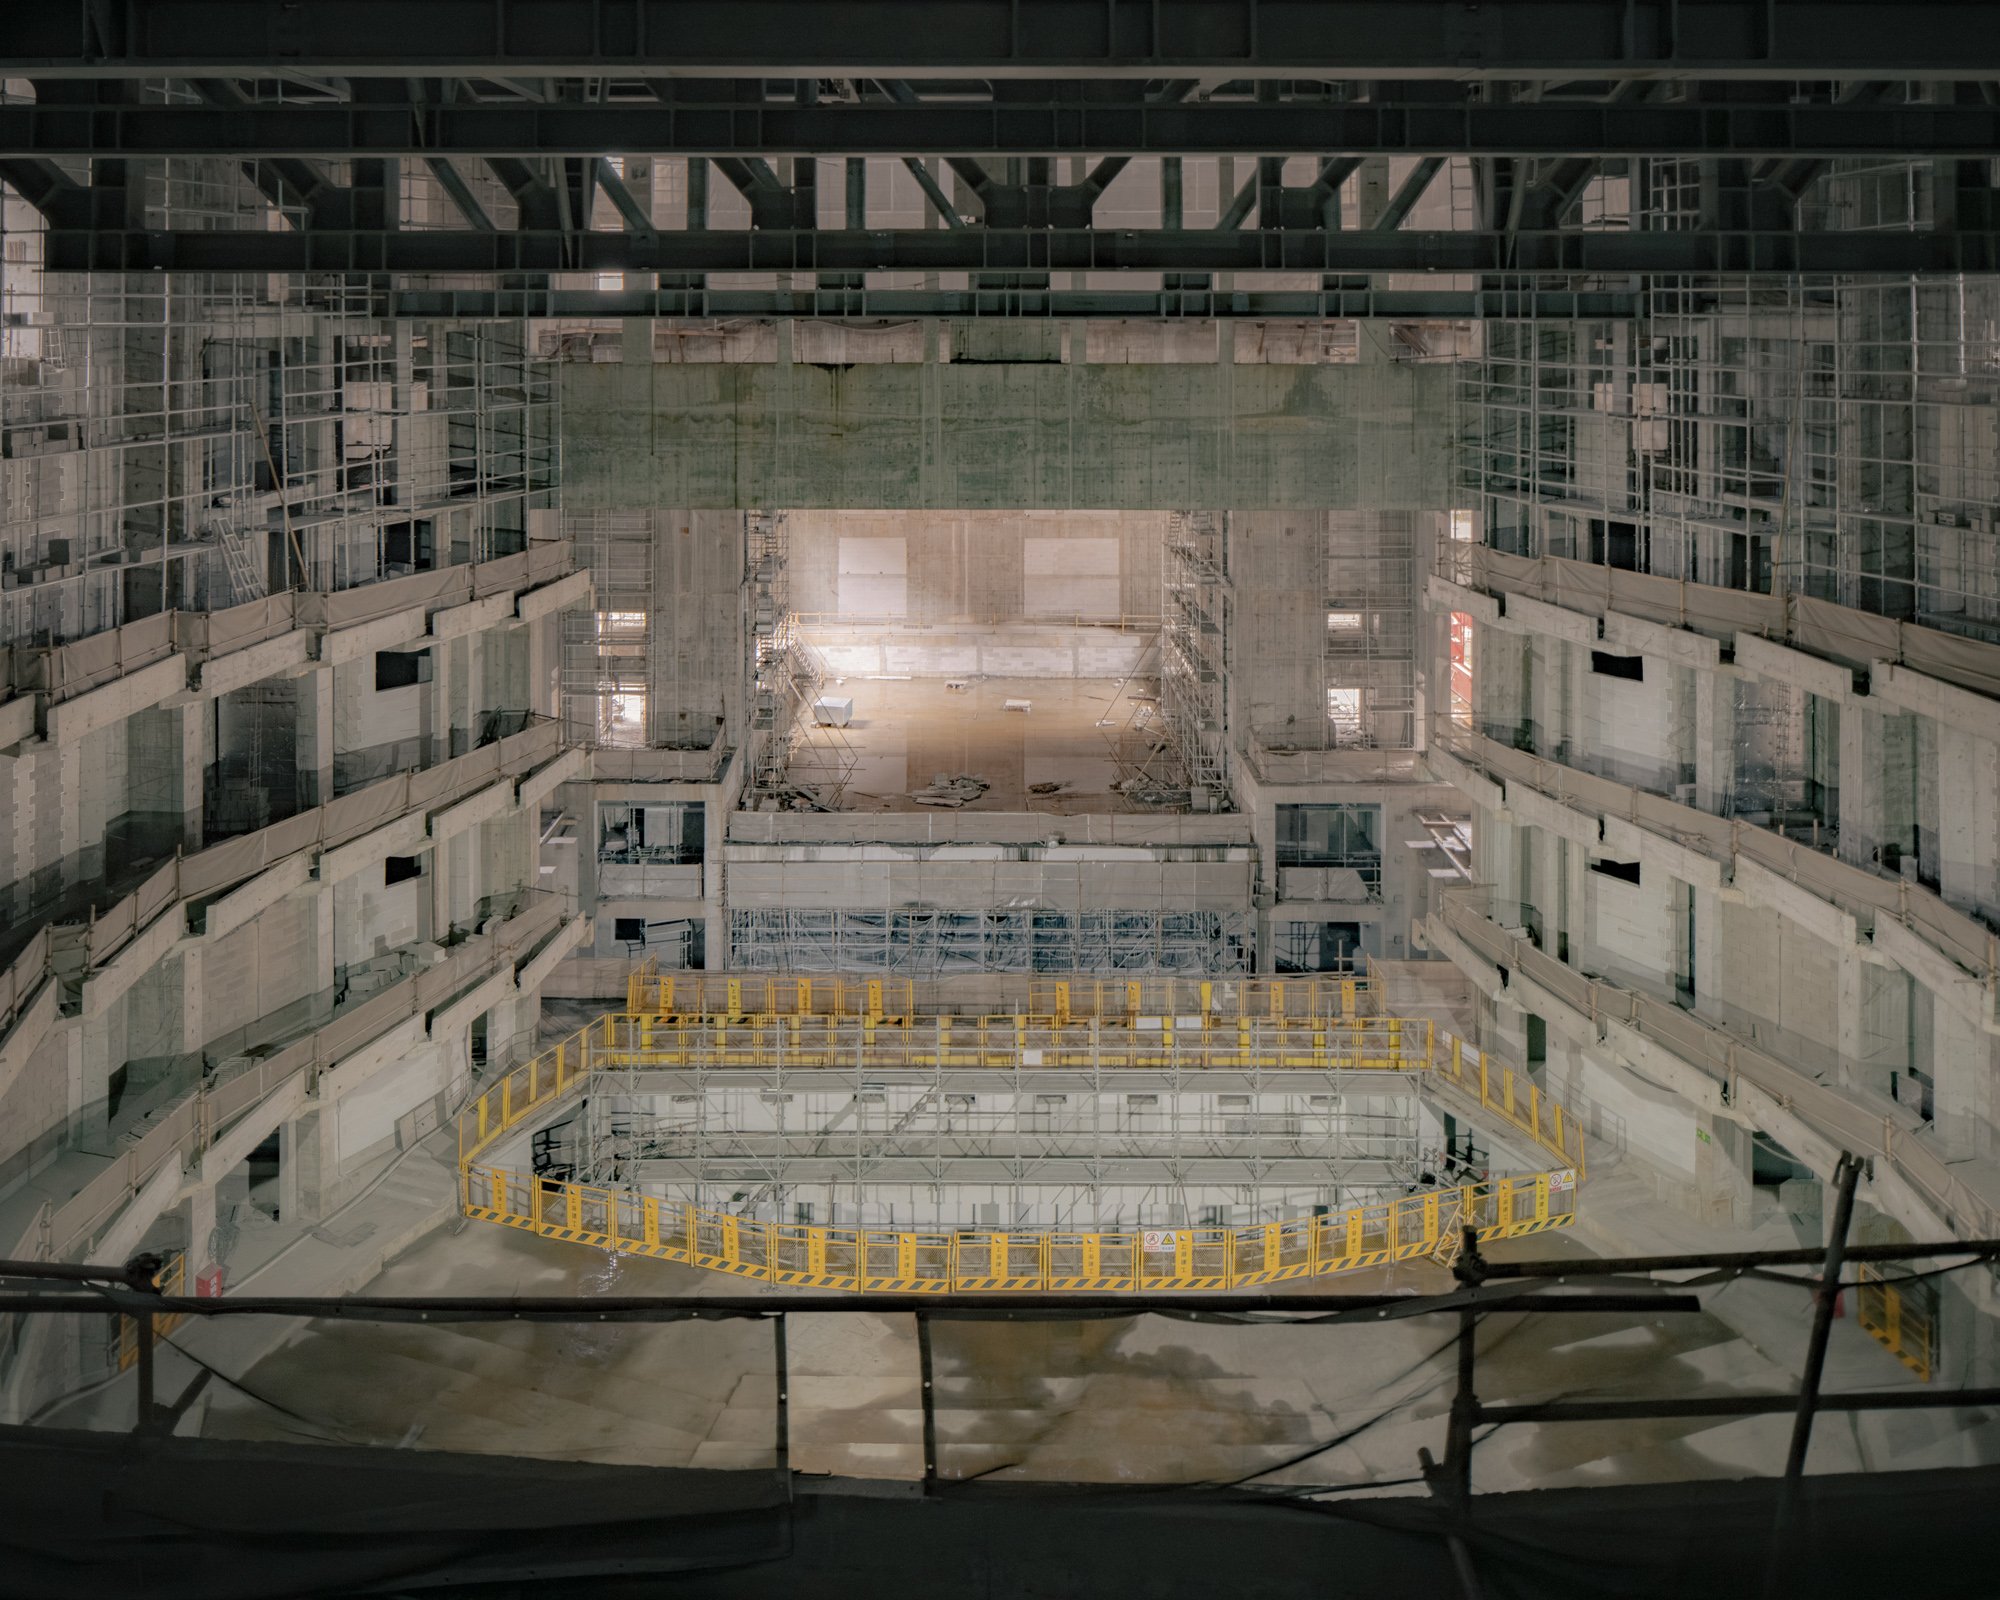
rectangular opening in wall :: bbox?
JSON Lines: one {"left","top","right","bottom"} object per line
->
{"left": 1589, "top": 650, "right": 1644, "bottom": 681}
{"left": 1589, "top": 517, "right": 1642, "bottom": 572}
{"left": 383, "top": 854, "right": 425, "bottom": 886}
{"left": 1588, "top": 857, "right": 1642, "bottom": 884}
{"left": 748, "top": 509, "right": 1214, "bottom": 814}
{"left": 613, "top": 917, "right": 647, "bottom": 944}
{"left": 375, "top": 648, "right": 433, "bottom": 690}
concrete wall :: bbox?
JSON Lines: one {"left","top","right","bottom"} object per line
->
{"left": 563, "top": 360, "right": 1451, "bottom": 511}
{"left": 787, "top": 509, "right": 1167, "bottom": 624}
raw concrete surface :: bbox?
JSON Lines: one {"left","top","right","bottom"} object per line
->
{"left": 189, "top": 1203, "right": 1985, "bottom": 1493}
{"left": 805, "top": 676, "right": 1186, "bottom": 813}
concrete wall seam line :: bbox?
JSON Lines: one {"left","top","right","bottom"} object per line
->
{"left": 15, "top": 903, "right": 565, "bottom": 1266}
{"left": 1446, "top": 726, "right": 1995, "bottom": 989}
{"left": 1433, "top": 898, "right": 1994, "bottom": 1242}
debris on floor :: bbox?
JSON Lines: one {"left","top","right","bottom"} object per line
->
{"left": 1003, "top": 698, "right": 1033, "bottom": 713}
{"left": 944, "top": 679, "right": 971, "bottom": 693}
{"left": 911, "top": 773, "right": 990, "bottom": 808}
{"left": 1027, "top": 781, "right": 1069, "bottom": 795}
{"left": 1112, "top": 777, "right": 1189, "bottom": 808}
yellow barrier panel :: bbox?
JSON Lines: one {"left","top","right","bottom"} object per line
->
{"left": 459, "top": 1158, "right": 1577, "bottom": 1295}
{"left": 455, "top": 995, "right": 1586, "bottom": 1293}
{"left": 116, "top": 1252, "right": 187, "bottom": 1371}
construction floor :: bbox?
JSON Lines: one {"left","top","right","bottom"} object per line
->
{"left": 186, "top": 1185, "right": 1985, "bottom": 1491}
{"left": 799, "top": 677, "right": 1187, "bottom": 814}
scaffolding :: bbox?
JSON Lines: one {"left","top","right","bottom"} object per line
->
{"left": 1159, "top": 509, "right": 1231, "bottom": 804}
{"left": 561, "top": 511, "right": 654, "bottom": 748}
{"left": 1323, "top": 512, "right": 1418, "bottom": 750}
{"left": 727, "top": 906, "right": 1254, "bottom": 975}
{"left": 743, "top": 508, "right": 854, "bottom": 805}
{"left": 1458, "top": 140, "right": 2000, "bottom": 645}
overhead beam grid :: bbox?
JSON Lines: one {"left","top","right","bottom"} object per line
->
{"left": 10, "top": 92, "right": 2000, "bottom": 158}
{"left": 38, "top": 224, "right": 2000, "bottom": 276}
{"left": 4, "top": 0, "right": 1998, "bottom": 79}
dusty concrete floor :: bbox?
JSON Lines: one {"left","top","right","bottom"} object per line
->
{"left": 192, "top": 1208, "right": 1971, "bottom": 1492}
{"left": 799, "top": 677, "right": 1186, "bottom": 813}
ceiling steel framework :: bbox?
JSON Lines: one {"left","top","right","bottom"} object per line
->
{"left": 7, "top": 91, "right": 2000, "bottom": 158}
{"left": 34, "top": 223, "right": 2000, "bottom": 277}
{"left": 3, "top": 0, "right": 1998, "bottom": 79}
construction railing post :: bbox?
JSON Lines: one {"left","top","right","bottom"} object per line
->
{"left": 918, "top": 1308, "right": 938, "bottom": 1491}
{"left": 773, "top": 1311, "right": 790, "bottom": 1480}
{"left": 1764, "top": 1152, "right": 1862, "bottom": 1599}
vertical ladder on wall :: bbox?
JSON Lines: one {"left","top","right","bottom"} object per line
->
{"left": 218, "top": 527, "right": 262, "bottom": 604}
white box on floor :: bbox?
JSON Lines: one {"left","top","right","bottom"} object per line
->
{"left": 1003, "top": 698, "right": 1032, "bottom": 713}
{"left": 812, "top": 695, "right": 854, "bottom": 727}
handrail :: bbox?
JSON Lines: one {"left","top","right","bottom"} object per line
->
{"left": 624, "top": 969, "right": 1386, "bottom": 1024}
{"left": 1437, "top": 542, "right": 2000, "bottom": 702}
{"left": 0, "top": 722, "right": 568, "bottom": 1050}
{"left": 454, "top": 994, "right": 1585, "bottom": 1293}
{"left": 1433, "top": 892, "right": 1998, "bottom": 1242}
{"left": 1434, "top": 722, "right": 1999, "bottom": 993}
{"left": 12, "top": 898, "right": 573, "bottom": 1266}
{"left": 462, "top": 1165, "right": 1576, "bottom": 1293}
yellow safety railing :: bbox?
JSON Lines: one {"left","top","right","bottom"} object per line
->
{"left": 624, "top": 968, "right": 1379, "bottom": 1027}
{"left": 460, "top": 1165, "right": 1576, "bottom": 1292}
{"left": 460, "top": 993, "right": 1586, "bottom": 1293}
{"left": 1857, "top": 1262, "right": 1937, "bottom": 1381}
{"left": 116, "top": 1252, "right": 186, "bottom": 1371}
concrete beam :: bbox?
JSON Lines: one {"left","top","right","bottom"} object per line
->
{"left": 428, "top": 966, "right": 515, "bottom": 1040}
{"left": 1602, "top": 610, "right": 1723, "bottom": 672}
{"left": 78, "top": 901, "right": 188, "bottom": 1016}
{"left": 318, "top": 810, "right": 431, "bottom": 885}
{"left": 1512, "top": 781, "right": 1602, "bottom": 849}
{"left": 1601, "top": 1018, "right": 1730, "bottom": 1115}
{"left": 0, "top": 981, "right": 60, "bottom": 1105}
{"left": 45, "top": 653, "right": 188, "bottom": 744}
{"left": 517, "top": 745, "right": 587, "bottom": 810}
{"left": 314, "top": 1013, "right": 429, "bottom": 1104}
{"left": 195, "top": 628, "right": 314, "bottom": 698}
{"left": 1872, "top": 661, "right": 2000, "bottom": 742}
{"left": 202, "top": 855, "right": 315, "bottom": 942}
{"left": 196, "top": 1076, "right": 309, "bottom": 1187}
{"left": 1423, "top": 573, "right": 1499, "bottom": 624}
{"left": 1422, "top": 745, "right": 1504, "bottom": 812}
{"left": 1732, "top": 855, "right": 1860, "bottom": 948}
{"left": 429, "top": 589, "right": 516, "bottom": 642}
{"left": 1734, "top": 632, "right": 1852, "bottom": 702}
{"left": 1502, "top": 593, "right": 1598, "bottom": 646}
{"left": 1872, "top": 915, "right": 1993, "bottom": 1032}
{"left": 1602, "top": 813, "right": 1723, "bottom": 892}
{"left": 515, "top": 914, "right": 591, "bottom": 994}
{"left": 0, "top": 695, "right": 36, "bottom": 750}
{"left": 320, "top": 606, "right": 430, "bottom": 666}
{"left": 429, "top": 776, "right": 514, "bottom": 842}
{"left": 96, "top": 1154, "right": 189, "bottom": 1268}
{"left": 517, "top": 568, "right": 592, "bottom": 621}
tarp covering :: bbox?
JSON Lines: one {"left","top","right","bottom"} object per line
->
{"left": 0, "top": 1423, "right": 1996, "bottom": 1599}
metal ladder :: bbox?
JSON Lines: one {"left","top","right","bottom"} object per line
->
{"left": 212, "top": 521, "right": 263, "bottom": 605}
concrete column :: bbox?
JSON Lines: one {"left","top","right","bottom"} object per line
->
{"left": 1693, "top": 670, "right": 1737, "bottom": 815}
{"left": 310, "top": 881, "right": 336, "bottom": 997}
{"left": 1838, "top": 703, "right": 1917, "bottom": 871}
{"left": 297, "top": 665, "right": 334, "bottom": 808}
{"left": 1837, "top": 701, "right": 1879, "bottom": 869}
{"left": 176, "top": 944, "right": 204, "bottom": 1055}
{"left": 1929, "top": 997, "right": 1991, "bottom": 1132}
{"left": 187, "top": 1178, "right": 217, "bottom": 1277}
{"left": 77, "top": 1011, "right": 118, "bottom": 1126}
{"left": 526, "top": 611, "right": 559, "bottom": 721}
{"left": 1937, "top": 725, "right": 2000, "bottom": 919}
{"left": 1834, "top": 944, "right": 1869, "bottom": 1094}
